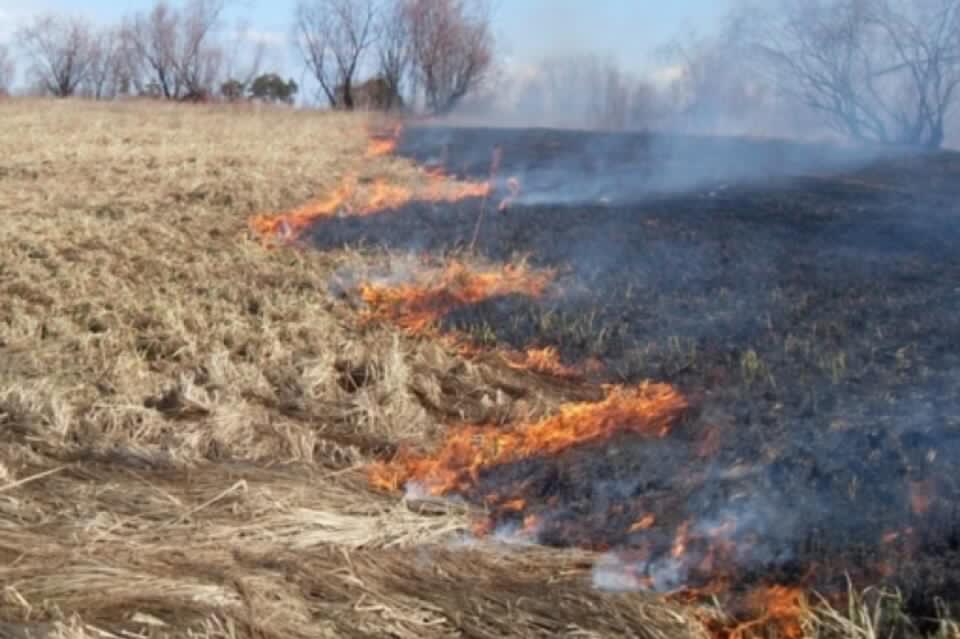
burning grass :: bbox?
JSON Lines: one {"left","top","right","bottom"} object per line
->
{"left": 359, "top": 259, "right": 555, "bottom": 334}
{"left": 249, "top": 122, "right": 491, "bottom": 243}
{"left": 369, "top": 382, "right": 686, "bottom": 494}
{"left": 0, "top": 99, "right": 956, "bottom": 639}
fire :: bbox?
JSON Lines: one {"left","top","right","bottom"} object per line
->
{"left": 671, "top": 521, "right": 691, "bottom": 559}
{"left": 628, "top": 514, "right": 656, "bottom": 532}
{"left": 366, "top": 122, "right": 403, "bottom": 157}
{"left": 909, "top": 479, "right": 934, "bottom": 515}
{"left": 502, "top": 346, "right": 581, "bottom": 379}
{"left": 250, "top": 125, "right": 494, "bottom": 244}
{"left": 727, "top": 586, "right": 808, "bottom": 639}
{"left": 369, "top": 383, "right": 687, "bottom": 495}
{"left": 367, "top": 179, "right": 413, "bottom": 210}
{"left": 360, "top": 260, "right": 555, "bottom": 334}
{"left": 249, "top": 178, "right": 357, "bottom": 240}
{"left": 498, "top": 176, "right": 521, "bottom": 212}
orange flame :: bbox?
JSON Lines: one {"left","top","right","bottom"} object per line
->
{"left": 366, "top": 122, "right": 403, "bottom": 157}
{"left": 502, "top": 346, "right": 581, "bottom": 379}
{"left": 727, "top": 585, "right": 808, "bottom": 639}
{"left": 249, "top": 178, "right": 357, "bottom": 240}
{"left": 360, "top": 261, "right": 554, "bottom": 334}
{"left": 368, "top": 383, "right": 687, "bottom": 495}
{"left": 909, "top": 479, "right": 934, "bottom": 515}
{"left": 250, "top": 125, "right": 493, "bottom": 244}
{"left": 367, "top": 179, "right": 414, "bottom": 210}
{"left": 628, "top": 514, "right": 656, "bottom": 532}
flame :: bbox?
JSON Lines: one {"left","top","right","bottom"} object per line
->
{"left": 367, "top": 179, "right": 413, "bottom": 210}
{"left": 369, "top": 383, "right": 686, "bottom": 495}
{"left": 909, "top": 479, "right": 934, "bottom": 515}
{"left": 502, "top": 346, "right": 581, "bottom": 379}
{"left": 249, "top": 178, "right": 357, "bottom": 240}
{"left": 366, "top": 122, "right": 403, "bottom": 157}
{"left": 671, "top": 521, "right": 691, "bottom": 559}
{"left": 360, "top": 260, "right": 554, "bottom": 334}
{"left": 250, "top": 125, "right": 493, "bottom": 244}
{"left": 730, "top": 586, "right": 808, "bottom": 639}
{"left": 498, "top": 176, "right": 521, "bottom": 212}
{"left": 628, "top": 514, "right": 656, "bottom": 532}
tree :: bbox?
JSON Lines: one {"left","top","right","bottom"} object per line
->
{"left": 220, "top": 20, "right": 266, "bottom": 96}
{"left": 405, "top": 0, "right": 493, "bottom": 114}
{"left": 124, "top": 0, "right": 225, "bottom": 100}
{"left": 176, "top": 0, "right": 226, "bottom": 99}
{"left": 659, "top": 22, "right": 767, "bottom": 134}
{"left": 748, "top": 0, "right": 960, "bottom": 149}
{"left": 336, "top": 74, "right": 401, "bottom": 109}
{"left": 377, "top": 0, "right": 412, "bottom": 110}
{"left": 124, "top": 2, "right": 181, "bottom": 98}
{"left": 16, "top": 14, "right": 97, "bottom": 98}
{"left": 0, "top": 44, "right": 15, "bottom": 95}
{"left": 250, "top": 73, "right": 298, "bottom": 103}
{"left": 293, "top": 0, "right": 377, "bottom": 109}
{"left": 220, "top": 78, "right": 246, "bottom": 100}
{"left": 83, "top": 27, "right": 124, "bottom": 99}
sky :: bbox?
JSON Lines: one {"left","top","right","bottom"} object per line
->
{"left": 0, "top": 0, "right": 733, "bottom": 86}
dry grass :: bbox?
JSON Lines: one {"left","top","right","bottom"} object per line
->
{"left": 0, "top": 98, "right": 950, "bottom": 638}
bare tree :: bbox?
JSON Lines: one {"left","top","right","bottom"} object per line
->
{"left": 405, "top": 0, "right": 493, "bottom": 114}
{"left": 660, "top": 22, "right": 765, "bottom": 133}
{"left": 125, "top": 2, "right": 181, "bottom": 98}
{"left": 16, "top": 14, "right": 97, "bottom": 98}
{"left": 124, "top": 0, "right": 225, "bottom": 100}
{"left": 0, "top": 44, "right": 15, "bottom": 95}
{"left": 748, "top": 0, "right": 960, "bottom": 148}
{"left": 220, "top": 19, "right": 267, "bottom": 97}
{"left": 176, "top": 0, "right": 226, "bottom": 99}
{"left": 293, "top": 0, "right": 377, "bottom": 109}
{"left": 83, "top": 28, "right": 123, "bottom": 99}
{"left": 377, "top": 0, "right": 412, "bottom": 109}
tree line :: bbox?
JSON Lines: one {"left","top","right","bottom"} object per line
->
{"left": 0, "top": 0, "right": 492, "bottom": 113}
{"left": 2, "top": 0, "right": 960, "bottom": 149}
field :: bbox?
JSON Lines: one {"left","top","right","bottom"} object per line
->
{"left": 1, "top": 99, "right": 959, "bottom": 639}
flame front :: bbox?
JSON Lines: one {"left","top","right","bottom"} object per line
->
{"left": 368, "top": 383, "right": 687, "bottom": 495}
{"left": 360, "top": 261, "right": 554, "bottom": 334}
{"left": 366, "top": 122, "right": 404, "bottom": 157}
{"left": 250, "top": 123, "right": 492, "bottom": 244}
{"left": 502, "top": 346, "right": 581, "bottom": 378}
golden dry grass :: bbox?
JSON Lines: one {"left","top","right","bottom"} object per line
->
{"left": 0, "top": 98, "right": 951, "bottom": 639}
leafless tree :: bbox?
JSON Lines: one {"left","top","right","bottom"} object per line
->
{"left": 83, "top": 28, "right": 124, "bottom": 99}
{"left": 16, "top": 14, "right": 97, "bottom": 97}
{"left": 220, "top": 19, "right": 267, "bottom": 96}
{"left": 176, "top": 0, "right": 226, "bottom": 99}
{"left": 660, "top": 23, "right": 762, "bottom": 132}
{"left": 124, "top": 2, "right": 181, "bottom": 98}
{"left": 377, "top": 0, "right": 412, "bottom": 109}
{"left": 124, "top": 0, "right": 225, "bottom": 100}
{"left": 293, "top": 0, "right": 377, "bottom": 109}
{"left": 748, "top": 0, "right": 960, "bottom": 148}
{"left": 0, "top": 44, "right": 15, "bottom": 95}
{"left": 405, "top": 0, "right": 493, "bottom": 114}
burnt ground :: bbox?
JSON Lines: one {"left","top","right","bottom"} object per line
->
{"left": 308, "top": 126, "right": 960, "bottom": 620}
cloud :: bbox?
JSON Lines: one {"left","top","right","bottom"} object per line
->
{"left": 241, "top": 29, "right": 287, "bottom": 48}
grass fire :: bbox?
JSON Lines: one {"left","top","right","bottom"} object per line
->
{"left": 3, "top": 97, "right": 960, "bottom": 639}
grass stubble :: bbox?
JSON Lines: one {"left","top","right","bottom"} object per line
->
{"left": 0, "top": 99, "right": 954, "bottom": 639}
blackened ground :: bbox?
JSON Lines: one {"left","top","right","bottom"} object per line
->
{"left": 308, "top": 126, "right": 960, "bottom": 615}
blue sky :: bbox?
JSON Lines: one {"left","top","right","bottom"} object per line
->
{"left": 0, "top": 0, "right": 732, "bottom": 80}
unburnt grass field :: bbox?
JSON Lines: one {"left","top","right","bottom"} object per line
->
{"left": 0, "top": 99, "right": 958, "bottom": 639}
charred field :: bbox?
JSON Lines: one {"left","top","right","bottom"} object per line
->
{"left": 2, "top": 100, "right": 960, "bottom": 639}
{"left": 320, "top": 126, "right": 960, "bottom": 626}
